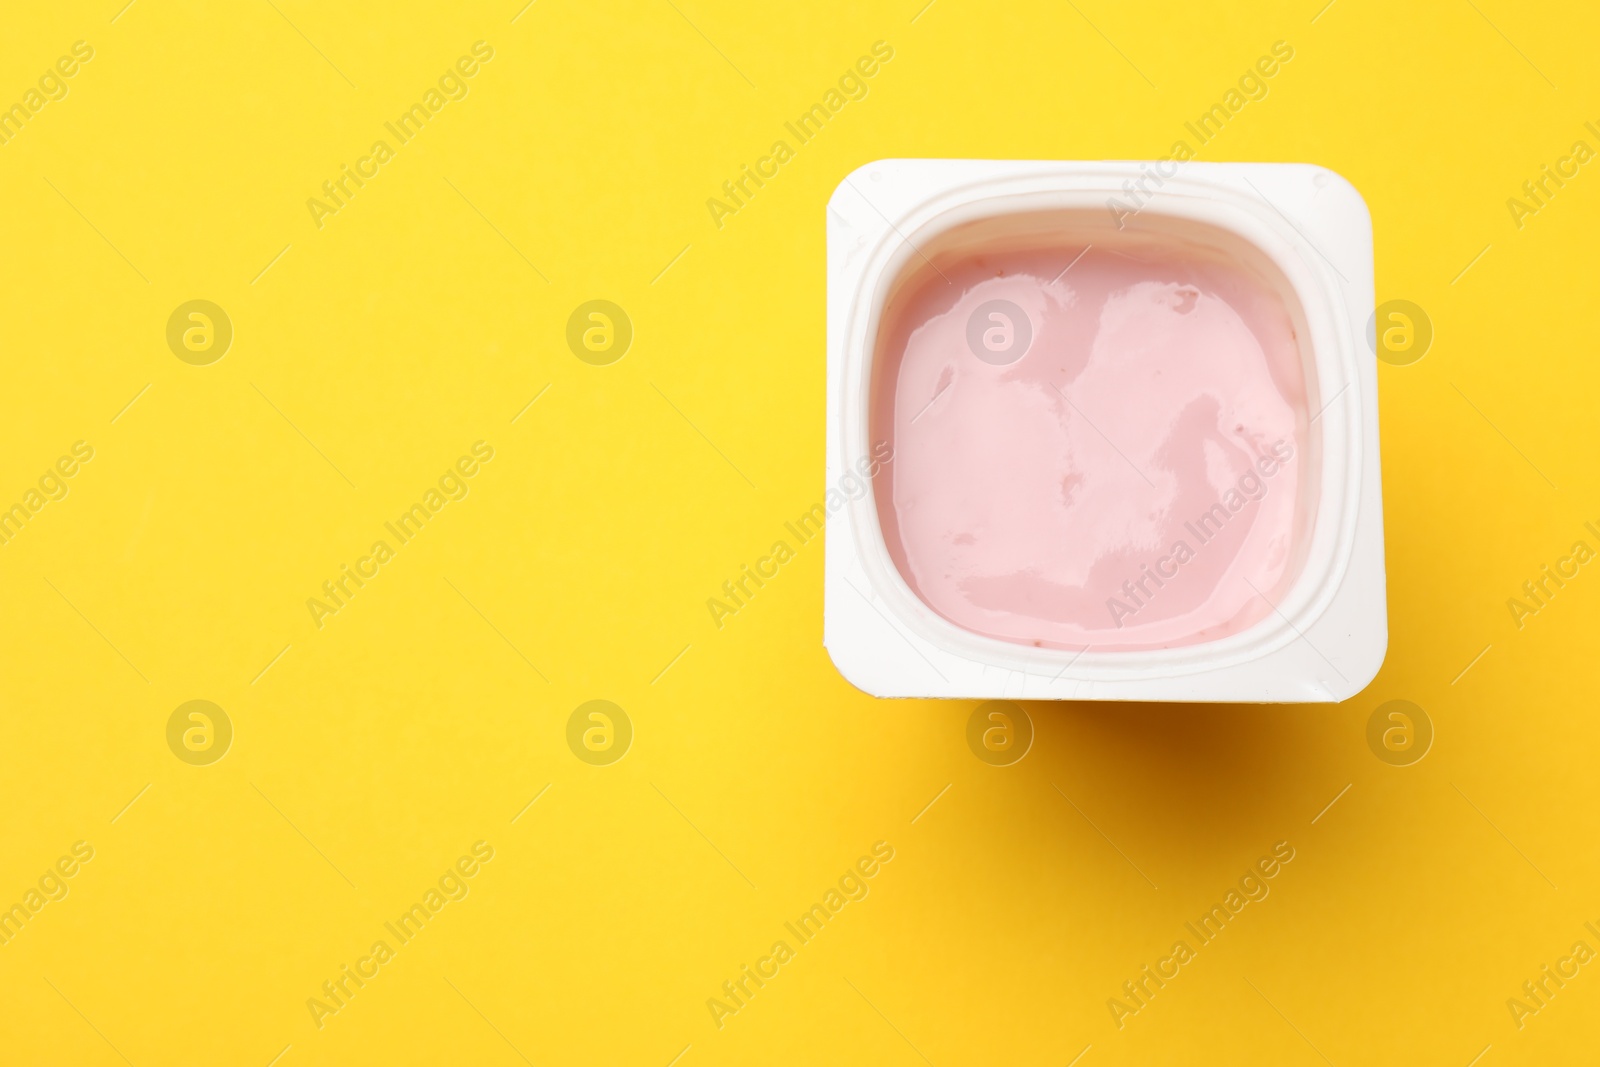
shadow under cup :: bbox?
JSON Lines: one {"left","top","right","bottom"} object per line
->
{"left": 868, "top": 208, "right": 1322, "bottom": 653}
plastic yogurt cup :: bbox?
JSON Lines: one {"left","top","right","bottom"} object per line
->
{"left": 824, "top": 160, "right": 1387, "bottom": 702}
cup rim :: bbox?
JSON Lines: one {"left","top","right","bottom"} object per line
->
{"left": 833, "top": 164, "right": 1364, "bottom": 682}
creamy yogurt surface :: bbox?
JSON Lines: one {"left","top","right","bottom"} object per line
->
{"left": 872, "top": 241, "right": 1310, "bottom": 651}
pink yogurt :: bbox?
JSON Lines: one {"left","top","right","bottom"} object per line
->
{"left": 871, "top": 241, "right": 1310, "bottom": 651}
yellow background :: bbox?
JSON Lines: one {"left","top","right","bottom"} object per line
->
{"left": 3, "top": 1, "right": 1598, "bottom": 1063}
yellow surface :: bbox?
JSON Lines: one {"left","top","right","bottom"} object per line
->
{"left": 2, "top": 1, "right": 1597, "bottom": 1063}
